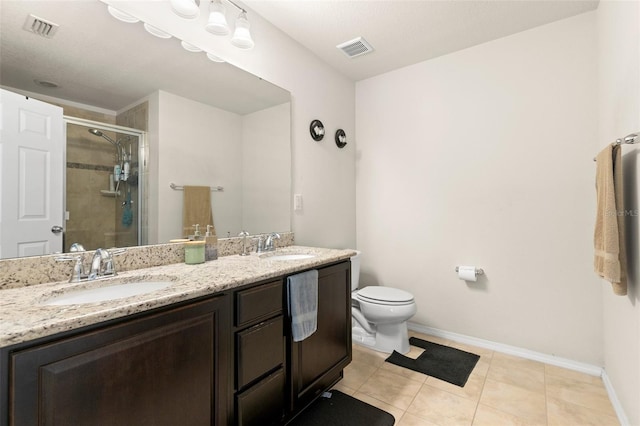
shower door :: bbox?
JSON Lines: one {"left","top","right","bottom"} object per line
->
{"left": 64, "top": 118, "right": 145, "bottom": 252}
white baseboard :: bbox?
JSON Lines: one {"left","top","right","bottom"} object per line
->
{"left": 407, "top": 322, "right": 629, "bottom": 425}
{"left": 601, "top": 369, "right": 631, "bottom": 426}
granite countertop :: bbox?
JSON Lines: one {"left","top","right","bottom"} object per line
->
{"left": 0, "top": 246, "right": 355, "bottom": 348}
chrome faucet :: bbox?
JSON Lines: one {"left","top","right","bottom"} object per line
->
{"left": 89, "top": 248, "right": 116, "bottom": 279}
{"left": 56, "top": 247, "right": 123, "bottom": 282}
{"left": 264, "top": 232, "right": 281, "bottom": 252}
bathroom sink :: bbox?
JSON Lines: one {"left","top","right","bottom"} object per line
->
{"left": 43, "top": 280, "right": 173, "bottom": 306}
{"left": 260, "top": 253, "right": 316, "bottom": 261}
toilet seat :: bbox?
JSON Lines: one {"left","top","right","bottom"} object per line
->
{"left": 356, "top": 286, "right": 414, "bottom": 306}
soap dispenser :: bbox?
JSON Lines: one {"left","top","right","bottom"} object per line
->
{"left": 204, "top": 225, "right": 218, "bottom": 261}
{"left": 191, "top": 224, "right": 202, "bottom": 240}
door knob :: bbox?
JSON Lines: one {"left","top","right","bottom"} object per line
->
{"left": 51, "top": 225, "right": 63, "bottom": 234}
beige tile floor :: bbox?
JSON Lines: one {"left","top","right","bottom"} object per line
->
{"left": 332, "top": 331, "right": 619, "bottom": 426}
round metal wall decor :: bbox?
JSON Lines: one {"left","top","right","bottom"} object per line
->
{"left": 335, "top": 129, "right": 347, "bottom": 148}
{"left": 309, "top": 119, "right": 325, "bottom": 141}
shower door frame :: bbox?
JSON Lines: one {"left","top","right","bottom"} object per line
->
{"left": 63, "top": 116, "right": 148, "bottom": 249}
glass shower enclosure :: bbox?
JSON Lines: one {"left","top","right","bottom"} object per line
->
{"left": 64, "top": 117, "right": 146, "bottom": 252}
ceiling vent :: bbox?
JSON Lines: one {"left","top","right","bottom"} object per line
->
{"left": 336, "top": 37, "right": 374, "bottom": 58}
{"left": 23, "top": 14, "right": 59, "bottom": 38}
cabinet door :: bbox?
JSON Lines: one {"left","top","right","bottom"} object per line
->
{"left": 289, "top": 261, "right": 352, "bottom": 410}
{"left": 10, "top": 296, "right": 230, "bottom": 426}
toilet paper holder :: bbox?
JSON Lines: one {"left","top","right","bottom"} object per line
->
{"left": 455, "top": 266, "right": 484, "bottom": 276}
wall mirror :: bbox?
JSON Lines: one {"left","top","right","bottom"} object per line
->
{"left": 0, "top": 0, "right": 292, "bottom": 259}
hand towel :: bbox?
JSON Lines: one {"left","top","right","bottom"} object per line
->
{"left": 182, "top": 186, "right": 215, "bottom": 238}
{"left": 287, "top": 270, "right": 319, "bottom": 342}
{"left": 594, "top": 144, "right": 627, "bottom": 295}
{"left": 121, "top": 189, "right": 133, "bottom": 227}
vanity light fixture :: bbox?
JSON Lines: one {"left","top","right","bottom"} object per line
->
{"left": 206, "top": 0, "right": 255, "bottom": 50}
{"left": 104, "top": 3, "right": 231, "bottom": 64}
{"left": 335, "top": 129, "right": 347, "bottom": 148}
{"left": 169, "top": 0, "right": 201, "bottom": 19}
{"left": 310, "top": 120, "right": 325, "bottom": 141}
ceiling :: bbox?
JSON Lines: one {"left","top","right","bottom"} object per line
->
{"left": 243, "top": 0, "right": 599, "bottom": 81}
{"left": 0, "top": 1, "right": 289, "bottom": 113}
{"left": 0, "top": 1, "right": 599, "bottom": 112}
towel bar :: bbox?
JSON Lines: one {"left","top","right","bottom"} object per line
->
{"left": 592, "top": 133, "right": 638, "bottom": 161}
{"left": 169, "top": 182, "right": 224, "bottom": 191}
{"left": 455, "top": 266, "right": 484, "bottom": 276}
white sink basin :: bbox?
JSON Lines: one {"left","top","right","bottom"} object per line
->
{"left": 43, "top": 281, "right": 173, "bottom": 306}
{"left": 261, "top": 253, "right": 316, "bottom": 261}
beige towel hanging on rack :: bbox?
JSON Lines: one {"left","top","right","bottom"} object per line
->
{"left": 594, "top": 145, "right": 627, "bottom": 295}
{"left": 182, "top": 186, "right": 215, "bottom": 238}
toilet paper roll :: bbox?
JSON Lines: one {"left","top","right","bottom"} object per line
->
{"left": 458, "top": 266, "right": 477, "bottom": 282}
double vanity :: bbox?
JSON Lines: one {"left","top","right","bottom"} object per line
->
{"left": 0, "top": 245, "right": 355, "bottom": 426}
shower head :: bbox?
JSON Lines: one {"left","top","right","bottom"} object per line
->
{"left": 88, "top": 128, "right": 118, "bottom": 146}
{"left": 88, "top": 128, "right": 124, "bottom": 164}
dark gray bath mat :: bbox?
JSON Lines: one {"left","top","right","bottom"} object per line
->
{"left": 385, "top": 337, "right": 480, "bottom": 387}
{"left": 287, "top": 390, "right": 395, "bottom": 426}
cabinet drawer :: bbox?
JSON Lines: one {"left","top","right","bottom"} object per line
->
{"left": 236, "top": 316, "right": 284, "bottom": 389}
{"left": 235, "top": 280, "right": 282, "bottom": 327}
{"left": 236, "top": 368, "right": 285, "bottom": 426}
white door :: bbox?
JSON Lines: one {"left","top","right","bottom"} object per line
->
{"left": 0, "top": 89, "right": 64, "bottom": 258}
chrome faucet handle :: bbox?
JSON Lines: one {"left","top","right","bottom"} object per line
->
{"left": 238, "top": 231, "right": 250, "bottom": 256}
{"left": 103, "top": 258, "right": 116, "bottom": 276}
{"left": 102, "top": 248, "right": 121, "bottom": 276}
{"left": 265, "top": 232, "right": 281, "bottom": 251}
{"left": 256, "top": 235, "right": 266, "bottom": 253}
{"left": 55, "top": 255, "right": 87, "bottom": 283}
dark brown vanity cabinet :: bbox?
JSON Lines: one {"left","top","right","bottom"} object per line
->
{"left": 4, "top": 295, "right": 231, "bottom": 426}
{"left": 1, "top": 259, "right": 352, "bottom": 426}
{"left": 288, "top": 261, "right": 352, "bottom": 413}
{"left": 232, "top": 260, "right": 352, "bottom": 425}
{"left": 233, "top": 280, "right": 286, "bottom": 426}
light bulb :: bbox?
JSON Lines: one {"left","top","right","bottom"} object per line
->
{"left": 231, "top": 11, "right": 254, "bottom": 49}
{"left": 170, "top": 0, "right": 200, "bottom": 19}
{"left": 205, "top": 0, "right": 229, "bottom": 35}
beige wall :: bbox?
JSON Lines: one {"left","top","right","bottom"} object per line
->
{"left": 597, "top": 1, "right": 640, "bottom": 424}
{"left": 154, "top": 91, "right": 243, "bottom": 242}
{"left": 241, "top": 102, "right": 291, "bottom": 234}
{"left": 355, "top": 13, "right": 603, "bottom": 364}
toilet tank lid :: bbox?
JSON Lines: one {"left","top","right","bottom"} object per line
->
{"left": 357, "top": 286, "right": 414, "bottom": 303}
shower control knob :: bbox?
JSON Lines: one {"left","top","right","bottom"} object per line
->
{"left": 51, "top": 225, "right": 63, "bottom": 234}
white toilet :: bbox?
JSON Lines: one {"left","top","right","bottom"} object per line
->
{"left": 350, "top": 251, "right": 417, "bottom": 354}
